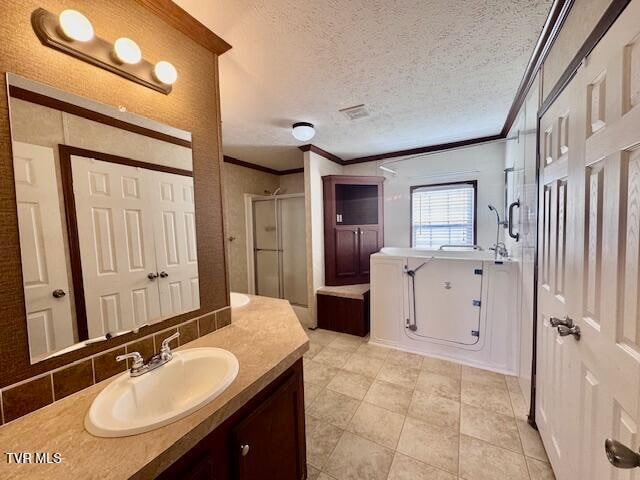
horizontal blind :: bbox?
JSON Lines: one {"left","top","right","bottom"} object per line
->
{"left": 411, "top": 183, "right": 475, "bottom": 249}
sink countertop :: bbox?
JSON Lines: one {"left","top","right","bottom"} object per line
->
{"left": 0, "top": 295, "right": 309, "bottom": 480}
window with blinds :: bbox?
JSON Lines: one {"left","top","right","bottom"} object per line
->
{"left": 411, "top": 182, "right": 476, "bottom": 249}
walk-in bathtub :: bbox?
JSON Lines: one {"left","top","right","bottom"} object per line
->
{"left": 370, "top": 247, "right": 518, "bottom": 375}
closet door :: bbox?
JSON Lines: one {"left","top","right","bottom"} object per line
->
{"left": 149, "top": 171, "right": 200, "bottom": 317}
{"left": 72, "top": 156, "right": 161, "bottom": 337}
{"left": 13, "top": 142, "right": 74, "bottom": 357}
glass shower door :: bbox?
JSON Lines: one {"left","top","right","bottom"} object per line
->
{"left": 252, "top": 196, "right": 307, "bottom": 306}
{"left": 280, "top": 196, "right": 307, "bottom": 306}
{"left": 253, "top": 199, "right": 280, "bottom": 298}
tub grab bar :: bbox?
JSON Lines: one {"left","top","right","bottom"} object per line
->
{"left": 438, "top": 244, "right": 484, "bottom": 251}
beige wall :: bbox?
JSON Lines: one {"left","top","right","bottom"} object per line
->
{"left": 304, "top": 151, "right": 343, "bottom": 326}
{"left": 279, "top": 172, "right": 304, "bottom": 194}
{"left": 222, "top": 163, "right": 280, "bottom": 292}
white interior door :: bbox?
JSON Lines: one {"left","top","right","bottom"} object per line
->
{"left": 13, "top": 142, "right": 74, "bottom": 358}
{"left": 149, "top": 170, "right": 200, "bottom": 317}
{"left": 72, "top": 156, "right": 161, "bottom": 337}
{"left": 537, "top": 2, "right": 640, "bottom": 479}
{"left": 536, "top": 79, "right": 576, "bottom": 480}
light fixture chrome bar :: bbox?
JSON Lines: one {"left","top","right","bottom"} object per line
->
{"left": 31, "top": 8, "right": 172, "bottom": 94}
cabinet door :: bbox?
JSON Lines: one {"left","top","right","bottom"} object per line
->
{"left": 357, "top": 226, "right": 382, "bottom": 277}
{"left": 334, "top": 227, "right": 359, "bottom": 279}
{"left": 232, "top": 374, "right": 305, "bottom": 480}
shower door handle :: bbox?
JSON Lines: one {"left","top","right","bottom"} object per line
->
{"left": 508, "top": 200, "right": 520, "bottom": 241}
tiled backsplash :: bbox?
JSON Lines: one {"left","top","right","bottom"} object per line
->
{"left": 0, "top": 307, "right": 231, "bottom": 425}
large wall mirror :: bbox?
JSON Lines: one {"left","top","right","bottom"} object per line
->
{"left": 7, "top": 73, "right": 200, "bottom": 364}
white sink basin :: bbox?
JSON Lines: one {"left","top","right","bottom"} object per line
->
{"left": 230, "top": 292, "right": 250, "bottom": 309}
{"left": 85, "top": 348, "right": 239, "bottom": 437}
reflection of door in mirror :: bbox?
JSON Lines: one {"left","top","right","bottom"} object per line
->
{"left": 70, "top": 155, "right": 200, "bottom": 338}
{"left": 13, "top": 142, "right": 75, "bottom": 358}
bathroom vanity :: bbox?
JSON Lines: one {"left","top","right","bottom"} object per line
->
{"left": 0, "top": 295, "right": 309, "bottom": 480}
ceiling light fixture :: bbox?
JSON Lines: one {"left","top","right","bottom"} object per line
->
{"left": 58, "top": 9, "right": 94, "bottom": 42}
{"left": 113, "top": 38, "right": 142, "bottom": 65}
{"left": 292, "top": 122, "right": 315, "bottom": 142}
{"left": 154, "top": 61, "right": 178, "bottom": 85}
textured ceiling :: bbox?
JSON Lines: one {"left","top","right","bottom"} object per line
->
{"left": 174, "top": 0, "right": 552, "bottom": 170}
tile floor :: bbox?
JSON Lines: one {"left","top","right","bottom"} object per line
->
{"left": 303, "top": 328, "right": 555, "bottom": 480}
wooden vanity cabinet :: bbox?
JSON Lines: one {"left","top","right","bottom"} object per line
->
{"left": 156, "top": 359, "right": 306, "bottom": 480}
{"left": 323, "top": 176, "right": 384, "bottom": 286}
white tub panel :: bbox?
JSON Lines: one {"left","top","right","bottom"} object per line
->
{"left": 370, "top": 252, "right": 518, "bottom": 375}
{"left": 406, "top": 257, "right": 482, "bottom": 346}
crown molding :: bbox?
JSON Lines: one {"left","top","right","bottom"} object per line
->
{"left": 223, "top": 156, "right": 303, "bottom": 176}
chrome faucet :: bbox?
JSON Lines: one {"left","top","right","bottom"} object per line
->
{"left": 116, "top": 331, "right": 180, "bottom": 377}
{"left": 489, "top": 241, "right": 509, "bottom": 259}
{"left": 488, "top": 205, "right": 508, "bottom": 259}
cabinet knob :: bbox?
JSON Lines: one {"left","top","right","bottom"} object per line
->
{"left": 240, "top": 444, "right": 250, "bottom": 456}
{"left": 159, "top": 271, "right": 169, "bottom": 278}
{"left": 147, "top": 272, "right": 158, "bottom": 280}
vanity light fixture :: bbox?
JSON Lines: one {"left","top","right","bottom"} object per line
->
{"left": 154, "top": 61, "right": 178, "bottom": 85}
{"left": 113, "top": 37, "right": 142, "bottom": 65}
{"left": 32, "top": 8, "right": 177, "bottom": 95}
{"left": 292, "top": 122, "right": 315, "bottom": 141}
{"left": 58, "top": 9, "right": 94, "bottom": 42}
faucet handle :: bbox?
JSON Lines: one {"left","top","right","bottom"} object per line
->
{"left": 160, "top": 331, "right": 180, "bottom": 355}
{"left": 116, "top": 351, "right": 144, "bottom": 369}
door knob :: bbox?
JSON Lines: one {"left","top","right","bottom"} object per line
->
{"left": 240, "top": 444, "right": 250, "bottom": 456}
{"left": 52, "top": 289, "right": 66, "bottom": 298}
{"left": 557, "top": 324, "right": 581, "bottom": 340}
{"left": 550, "top": 316, "right": 574, "bottom": 328}
{"left": 147, "top": 272, "right": 158, "bottom": 280}
{"left": 605, "top": 438, "right": 640, "bottom": 469}
{"left": 159, "top": 271, "right": 169, "bottom": 278}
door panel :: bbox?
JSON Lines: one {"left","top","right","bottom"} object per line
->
{"left": 149, "top": 171, "right": 200, "bottom": 317}
{"left": 537, "top": 3, "right": 640, "bottom": 479}
{"left": 537, "top": 77, "right": 576, "bottom": 480}
{"left": 232, "top": 374, "right": 303, "bottom": 480}
{"left": 334, "top": 227, "right": 358, "bottom": 278}
{"left": 72, "top": 156, "right": 161, "bottom": 337}
{"left": 13, "top": 142, "right": 74, "bottom": 358}
{"left": 280, "top": 197, "right": 307, "bottom": 306}
{"left": 357, "top": 226, "right": 381, "bottom": 276}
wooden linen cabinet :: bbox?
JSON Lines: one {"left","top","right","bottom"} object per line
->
{"left": 322, "top": 175, "right": 384, "bottom": 286}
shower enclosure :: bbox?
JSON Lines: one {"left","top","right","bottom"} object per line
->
{"left": 245, "top": 194, "right": 307, "bottom": 307}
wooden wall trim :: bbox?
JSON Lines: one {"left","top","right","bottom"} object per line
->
{"left": 223, "top": 155, "right": 304, "bottom": 176}
{"left": 539, "top": 0, "right": 631, "bottom": 116}
{"left": 298, "top": 144, "right": 344, "bottom": 164}
{"left": 9, "top": 85, "right": 192, "bottom": 148}
{"left": 134, "top": 0, "right": 232, "bottom": 55}
{"left": 345, "top": 135, "right": 504, "bottom": 164}
{"left": 500, "top": 0, "right": 574, "bottom": 136}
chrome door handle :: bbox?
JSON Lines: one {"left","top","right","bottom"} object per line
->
{"left": 605, "top": 438, "right": 640, "bottom": 469}
{"left": 557, "top": 325, "right": 581, "bottom": 340}
{"left": 240, "top": 444, "right": 250, "bottom": 456}
{"left": 52, "top": 289, "right": 66, "bottom": 298}
{"left": 147, "top": 272, "right": 159, "bottom": 280}
{"left": 550, "top": 316, "right": 574, "bottom": 328}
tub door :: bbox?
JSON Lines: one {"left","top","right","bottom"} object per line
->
{"left": 406, "top": 258, "right": 482, "bottom": 347}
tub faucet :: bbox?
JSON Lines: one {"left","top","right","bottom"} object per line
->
{"left": 490, "top": 242, "right": 509, "bottom": 259}
{"left": 488, "top": 205, "right": 507, "bottom": 259}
